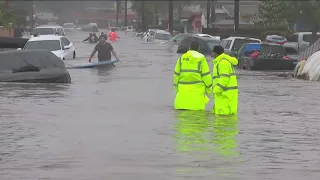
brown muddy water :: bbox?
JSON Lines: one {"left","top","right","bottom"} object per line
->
{"left": 1, "top": 31, "right": 320, "bottom": 180}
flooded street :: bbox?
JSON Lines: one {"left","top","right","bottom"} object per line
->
{"left": 1, "top": 30, "right": 320, "bottom": 180}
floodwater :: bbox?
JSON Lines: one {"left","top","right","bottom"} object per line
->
{"left": 1, "top": 30, "right": 320, "bottom": 180}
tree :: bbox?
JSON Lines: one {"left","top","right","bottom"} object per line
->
{"left": 259, "top": 0, "right": 320, "bottom": 43}
{"left": 0, "top": 7, "right": 16, "bottom": 27}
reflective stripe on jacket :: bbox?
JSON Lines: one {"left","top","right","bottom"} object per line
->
{"left": 173, "top": 50, "right": 212, "bottom": 110}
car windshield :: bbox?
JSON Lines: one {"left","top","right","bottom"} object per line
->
{"left": 24, "top": 40, "right": 61, "bottom": 51}
{"left": 33, "top": 28, "right": 55, "bottom": 35}
{"left": 260, "top": 44, "right": 286, "bottom": 56}
{"left": 232, "top": 39, "right": 261, "bottom": 51}
{"left": 128, "top": 26, "right": 132, "bottom": 29}
{"left": 155, "top": 33, "right": 172, "bottom": 40}
{"left": 206, "top": 39, "right": 222, "bottom": 51}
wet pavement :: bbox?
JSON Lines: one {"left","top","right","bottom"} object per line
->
{"left": 1, "top": 30, "right": 320, "bottom": 180}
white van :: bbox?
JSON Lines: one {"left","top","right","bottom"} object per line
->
{"left": 220, "top": 36, "right": 262, "bottom": 56}
{"left": 32, "top": 26, "right": 66, "bottom": 37}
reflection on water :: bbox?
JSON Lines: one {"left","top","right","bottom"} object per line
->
{"left": 174, "top": 111, "right": 240, "bottom": 179}
{"left": 213, "top": 115, "right": 239, "bottom": 159}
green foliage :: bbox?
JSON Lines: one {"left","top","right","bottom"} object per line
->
{"left": 0, "top": 7, "right": 16, "bottom": 27}
{"left": 258, "top": 0, "right": 320, "bottom": 26}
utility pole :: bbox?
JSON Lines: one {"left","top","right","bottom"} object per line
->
{"left": 168, "top": 0, "right": 173, "bottom": 35}
{"left": 140, "top": 0, "right": 145, "bottom": 31}
{"left": 31, "top": 1, "right": 35, "bottom": 29}
{"left": 116, "top": 0, "right": 119, "bottom": 27}
{"left": 211, "top": 0, "right": 216, "bottom": 24}
{"left": 206, "top": 0, "right": 210, "bottom": 28}
{"left": 234, "top": 0, "right": 240, "bottom": 32}
{"left": 124, "top": 0, "right": 127, "bottom": 27}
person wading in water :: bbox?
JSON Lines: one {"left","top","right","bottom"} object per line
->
{"left": 89, "top": 36, "right": 120, "bottom": 62}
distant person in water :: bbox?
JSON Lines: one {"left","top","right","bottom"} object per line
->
{"left": 82, "top": 33, "right": 93, "bottom": 43}
{"left": 108, "top": 29, "right": 120, "bottom": 42}
{"left": 99, "top": 32, "right": 108, "bottom": 40}
{"left": 92, "top": 33, "right": 99, "bottom": 43}
{"left": 89, "top": 36, "right": 120, "bottom": 62}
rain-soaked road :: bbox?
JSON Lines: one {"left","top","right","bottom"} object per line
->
{"left": 1, "top": 30, "right": 320, "bottom": 180}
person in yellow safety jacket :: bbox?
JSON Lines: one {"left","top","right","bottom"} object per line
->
{"left": 212, "top": 45, "right": 238, "bottom": 115}
{"left": 173, "top": 41, "right": 212, "bottom": 110}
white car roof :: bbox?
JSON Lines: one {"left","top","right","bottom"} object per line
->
{"left": 28, "top": 35, "right": 63, "bottom": 42}
{"left": 224, "top": 36, "right": 261, "bottom": 41}
{"left": 36, "top": 26, "right": 63, "bottom": 29}
{"left": 155, "top": 30, "right": 170, "bottom": 34}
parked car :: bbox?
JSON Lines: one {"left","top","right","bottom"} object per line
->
{"left": 0, "top": 49, "right": 71, "bottom": 83}
{"left": 220, "top": 36, "right": 262, "bottom": 56}
{"left": 80, "top": 23, "right": 99, "bottom": 32}
{"left": 169, "top": 33, "right": 192, "bottom": 45}
{"left": 143, "top": 29, "right": 172, "bottom": 43}
{"left": 196, "top": 34, "right": 220, "bottom": 40}
{"left": 63, "top": 23, "right": 76, "bottom": 32}
{"left": 177, "top": 35, "right": 221, "bottom": 56}
{"left": 19, "top": 35, "right": 76, "bottom": 60}
{"left": 32, "top": 26, "right": 65, "bottom": 36}
{"left": 236, "top": 43, "right": 297, "bottom": 71}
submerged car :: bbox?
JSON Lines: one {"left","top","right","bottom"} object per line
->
{"left": 0, "top": 49, "right": 71, "bottom": 83}
{"left": 20, "top": 35, "right": 76, "bottom": 60}
{"left": 236, "top": 43, "right": 297, "bottom": 71}
{"left": 142, "top": 29, "right": 172, "bottom": 43}
{"left": 177, "top": 35, "right": 221, "bottom": 56}
{"left": 63, "top": 23, "right": 76, "bottom": 32}
{"left": 80, "top": 23, "right": 99, "bottom": 32}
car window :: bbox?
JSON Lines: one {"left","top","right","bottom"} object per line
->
{"left": 155, "top": 33, "right": 172, "bottom": 40}
{"left": 61, "top": 37, "right": 70, "bottom": 45}
{"left": 24, "top": 40, "right": 61, "bottom": 51}
{"left": 220, "top": 40, "right": 228, "bottom": 48}
{"left": 180, "top": 37, "right": 193, "bottom": 47}
{"left": 225, "top": 40, "right": 232, "bottom": 49}
{"left": 33, "top": 28, "right": 55, "bottom": 35}
{"left": 175, "top": 35, "right": 186, "bottom": 43}
{"left": 150, "top": 31, "right": 155, "bottom": 36}
{"left": 232, "top": 39, "right": 261, "bottom": 51}
{"left": 287, "top": 34, "right": 298, "bottom": 42}
{"left": 198, "top": 39, "right": 208, "bottom": 50}
{"left": 206, "top": 39, "right": 221, "bottom": 51}
{"left": 302, "top": 34, "right": 320, "bottom": 43}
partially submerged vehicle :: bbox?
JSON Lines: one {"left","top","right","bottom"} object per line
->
{"left": 237, "top": 43, "right": 297, "bottom": 71}
{"left": 80, "top": 23, "right": 99, "bottom": 32}
{"left": 220, "top": 36, "right": 262, "bottom": 56}
{"left": 0, "top": 49, "right": 71, "bottom": 83}
{"left": 177, "top": 35, "right": 221, "bottom": 56}
{"left": 0, "top": 37, "right": 28, "bottom": 50}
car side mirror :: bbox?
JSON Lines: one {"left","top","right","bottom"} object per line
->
{"left": 63, "top": 46, "right": 70, "bottom": 50}
{"left": 17, "top": 48, "right": 22, "bottom": 50}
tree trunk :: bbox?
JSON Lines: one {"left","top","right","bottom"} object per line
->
{"left": 234, "top": 0, "right": 240, "bottom": 32}
{"left": 124, "top": 0, "right": 128, "bottom": 27}
{"left": 206, "top": 0, "right": 210, "bottom": 27}
{"left": 155, "top": 7, "right": 159, "bottom": 25}
{"left": 140, "top": 0, "right": 146, "bottom": 31}
{"left": 211, "top": 0, "right": 216, "bottom": 24}
{"left": 311, "top": 23, "right": 318, "bottom": 45}
{"left": 168, "top": 0, "right": 173, "bottom": 35}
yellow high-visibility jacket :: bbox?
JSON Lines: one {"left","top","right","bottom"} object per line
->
{"left": 174, "top": 50, "right": 212, "bottom": 110}
{"left": 212, "top": 53, "right": 238, "bottom": 115}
